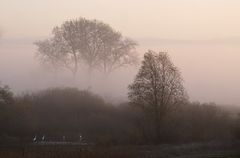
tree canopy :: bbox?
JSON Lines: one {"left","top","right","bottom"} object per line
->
{"left": 0, "top": 84, "right": 13, "bottom": 105}
{"left": 35, "top": 18, "right": 138, "bottom": 76}
{"left": 128, "top": 50, "right": 187, "bottom": 142}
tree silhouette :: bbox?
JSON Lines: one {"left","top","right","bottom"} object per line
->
{"left": 128, "top": 50, "right": 187, "bottom": 142}
{"left": 35, "top": 18, "right": 138, "bottom": 76}
{"left": 0, "top": 84, "right": 13, "bottom": 105}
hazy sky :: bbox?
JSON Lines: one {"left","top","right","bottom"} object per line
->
{"left": 1, "top": 0, "right": 240, "bottom": 105}
{"left": 1, "top": 0, "right": 240, "bottom": 39}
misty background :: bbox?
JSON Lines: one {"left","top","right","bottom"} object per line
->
{"left": 1, "top": 0, "right": 240, "bottom": 105}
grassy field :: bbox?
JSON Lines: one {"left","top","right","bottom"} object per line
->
{"left": 0, "top": 142, "right": 239, "bottom": 158}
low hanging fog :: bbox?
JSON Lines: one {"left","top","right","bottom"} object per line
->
{"left": 1, "top": 0, "right": 240, "bottom": 106}
{"left": 1, "top": 37, "right": 240, "bottom": 105}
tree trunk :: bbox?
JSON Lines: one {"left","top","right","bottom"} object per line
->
{"left": 87, "top": 66, "right": 93, "bottom": 89}
{"left": 154, "top": 108, "right": 161, "bottom": 143}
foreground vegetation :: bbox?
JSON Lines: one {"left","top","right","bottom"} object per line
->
{"left": 0, "top": 86, "right": 240, "bottom": 145}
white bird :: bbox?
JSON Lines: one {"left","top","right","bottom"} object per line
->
{"left": 33, "top": 135, "right": 37, "bottom": 142}
{"left": 42, "top": 135, "right": 45, "bottom": 141}
{"left": 79, "top": 135, "right": 82, "bottom": 142}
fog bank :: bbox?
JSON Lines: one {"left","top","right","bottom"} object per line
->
{"left": 1, "top": 37, "right": 240, "bottom": 105}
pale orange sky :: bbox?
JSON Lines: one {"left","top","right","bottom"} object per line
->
{"left": 1, "top": 0, "right": 240, "bottom": 105}
{"left": 1, "top": 0, "right": 240, "bottom": 39}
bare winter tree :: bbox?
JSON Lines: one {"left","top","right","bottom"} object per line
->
{"left": 98, "top": 37, "right": 138, "bottom": 74}
{"left": 128, "top": 50, "right": 187, "bottom": 142}
{"left": 35, "top": 18, "right": 138, "bottom": 76}
{"left": 35, "top": 26, "right": 81, "bottom": 76}
{"left": 0, "top": 84, "right": 13, "bottom": 105}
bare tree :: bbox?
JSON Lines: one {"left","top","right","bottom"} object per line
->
{"left": 35, "top": 18, "right": 138, "bottom": 76}
{"left": 0, "top": 84, "right": 13, "bottom": 105}
{"left": 98, "top": 37, "right": 138, "bottom": 74}
{"left": 35, "top": 27, "right": 80, "bottom": 76}
{"left": 128, "top": 50, "right": 187, "bottom": 142}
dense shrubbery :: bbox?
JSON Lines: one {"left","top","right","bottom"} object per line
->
{"left": 0, "top": 85, "right": 239, "bottom": 145}
{"left": 0, "top": 87, "right": 138, "bottom": 145}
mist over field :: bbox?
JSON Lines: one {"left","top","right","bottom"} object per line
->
{"left": 1, "top": 1, "right": 240, "bottom": 157}
{"left": 1, "top": 0, "right": 240, "bottom": 105}
{"left": 1, "top": 37, "right": 240, "bottom": 105}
